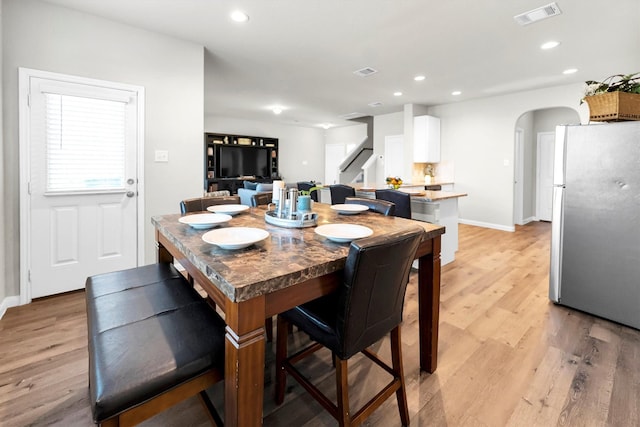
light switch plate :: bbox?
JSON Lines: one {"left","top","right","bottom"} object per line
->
{"left": 155, "top": 150, "right": 169, "bottom": 162}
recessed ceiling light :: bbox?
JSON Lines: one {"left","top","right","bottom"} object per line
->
{"left": 319, "top": 123, "right": 333, "bottom": 130}
{"left": 393, "top": 92, "right": 403, "bottom": 96}
{"left": 541, "top": 41, "right": 560, "bottom": 50}
{"left": 563, "top": 68, "right": 578, "bottom": 75}
{"left": 272, "top": 107, "right": 282, "bottom": 115}
{"left": 451, "top": 91, "right": 462, "bottom": 96}
{"left": 230, "top": 10, "right": 249, "bottom": 22}
{"left": 414, "top": 75, "right": 426, "bottom": 81}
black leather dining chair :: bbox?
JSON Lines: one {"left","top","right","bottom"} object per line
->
{"left": 275, "top": 227, "right": 424, "bottom": 427}
{"left": 345, "top": 197, "right": 395, "bottom": 216}
{"left": 180, "top": 195, "right": 241, "bottom": 215}
{"left": 297, "top": 181, "right": 319, "bottom": 202}
{"left": 329, "top": 184, "right": 355, "bottom": 205}
{"left": 375, "top": 189, "right": 412, "bottom": 219}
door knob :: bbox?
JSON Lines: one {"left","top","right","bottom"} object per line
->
{"left": 126, "top": 191, "right": 135, "bottom": 198}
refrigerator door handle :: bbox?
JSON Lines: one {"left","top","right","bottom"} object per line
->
{"left": 549, "top": 186, "right": 565, "bottom": 302}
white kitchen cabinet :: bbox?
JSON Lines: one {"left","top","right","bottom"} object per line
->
{"left": 413, "top": 115, "right": 440, "bottom": 163}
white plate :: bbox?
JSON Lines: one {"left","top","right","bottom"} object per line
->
{"left": 202, "top": 227, "right": 269, "bottom": 249}
{"left": 330, "top": 204, "right": 369, "bottom": 215}
{"left": 207, "top": 204, "right": 250, "bottom": 215}
{"left": 178, "top": 213, "right": 232, "bottom": 229}
{"left": 315, "top": 224, "right": 373, "bottom": 243}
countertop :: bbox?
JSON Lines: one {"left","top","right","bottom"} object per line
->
{"left": 412, "top": 191, "right": 467, "bottom": 202}
{"left": 353, "top": 185, "right": 467, "bottom": 202}
{"left": 403, "top": 181, "right": 455, "bottom": 188}
{"left": 353, "top": 182, "right": 453, "bottom": 191}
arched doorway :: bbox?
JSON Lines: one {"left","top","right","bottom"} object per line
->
{"left": 513, "top": 107, "right": 580, "bottom": 225}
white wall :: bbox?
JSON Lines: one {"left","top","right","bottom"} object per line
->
{"left": 2, "top": 0, "right": 205, "bottom": 299}
{"left": 373, "top": 112, "right": 404, "bottom": 186}
{"left": 323, "top": 115, "right": 405, "bottom": 186}
{"left": 533, "top": 108, "right": 581, "bottom": 134}
{"left": 205, "top": 115, "right": 325, "bottom": 184}
{"left": 0, "top": 0, "right": 6, "bottom": 313}
{"left": 324, "top": 122, "right": 367, "bottom": 184}
{"left": 516, "top": 111, "right": 535, "bottom": 220}
{"left": 428, "top": 83, "right": 588, "bottom": 230}
{"left": 325, "top": 122, "right": 367, "bottom": 147}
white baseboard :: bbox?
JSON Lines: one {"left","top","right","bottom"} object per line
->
{"left": 459, "top": 218, "right": 515, "bottom": 232}
{"left": 521, "top": 216, "right": 537, "bottom": 225}
{"left": 0, "top": 295, "right": 21, "bottom": 320}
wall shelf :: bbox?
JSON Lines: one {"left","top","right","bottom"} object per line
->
{"left": 204, "top": 132, "right": 279, "bottom": 193}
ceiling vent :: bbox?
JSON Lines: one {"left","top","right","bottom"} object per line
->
{"left": 353, "top": 67, "right": 378, "bottom": 77}
{"left": 514, "top": 2, "right": 562, "bottom": 26}
{"left": 368, "top": 101, "right": 383, "bottom": 107}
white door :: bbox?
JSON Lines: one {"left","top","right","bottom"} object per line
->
{"left": 384, "top": 135, "right": 404, "bottom": 178}
{"left": 325, "top": 144, "right": 346, "bottom": 184}
{"left": 537, "top": 132, "right": 555, "bottom": 221}
{"left": 22, "top": 70, "right": 142, "bottom": 299}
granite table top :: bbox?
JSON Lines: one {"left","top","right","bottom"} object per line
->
{"left": 152, "top": 203, "right": 444, "bottom": 303}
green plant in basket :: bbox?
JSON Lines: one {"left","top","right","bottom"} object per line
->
{"left": 582, "top": 72, "right": 640, "bottom": 103}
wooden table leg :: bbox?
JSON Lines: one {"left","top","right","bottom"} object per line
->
{"left": 155, "top": 230, "right": 173, "bottom": 263}
{"left": 224, "top": 297, "right": 266, "bottom": 426}
{"left": 418, "top": 235, "right": 441, "bottom": 373}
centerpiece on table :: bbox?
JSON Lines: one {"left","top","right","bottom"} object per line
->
{"left": 386, "top": 176, "right": 403, "bottom": 190}
{"left": 582, "top": 72, "right": 640, "bottom": 122}
{"left": 298, "top": 186, "right": 321, "bottom": 211}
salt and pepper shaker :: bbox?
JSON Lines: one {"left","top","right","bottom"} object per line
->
{"left": 276, "top": 187, "right": 288, "bottom": 217}
{"left": 287, "top": 188, "right": 298, "bottom": 219}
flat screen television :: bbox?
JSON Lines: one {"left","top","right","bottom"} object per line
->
{"left": 215, "top": 145, "right": 271, "bottom": 178}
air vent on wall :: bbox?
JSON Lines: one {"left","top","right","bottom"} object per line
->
{"left": 353, "top": 67, "right": 378, "bottom": 77}
{"left": 514, "top": 2, "right": 562, "bottom": 26}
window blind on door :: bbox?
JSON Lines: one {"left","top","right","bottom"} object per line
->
{"left": 45, "top": 93, "right": 127, "bottom": 192}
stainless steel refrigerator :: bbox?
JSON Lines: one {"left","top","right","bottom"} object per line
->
{"left": 549, "top": 122, "right": 640, "bottom": 329}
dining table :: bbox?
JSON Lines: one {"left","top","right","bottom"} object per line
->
{"left": 152, "top": 202, "right": 445, "bottom": 426}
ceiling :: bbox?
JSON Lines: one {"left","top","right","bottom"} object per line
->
{"left": 41, "top": 0, "right": 640, "bottom": 128}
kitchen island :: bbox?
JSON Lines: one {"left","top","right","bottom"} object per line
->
{"left": 354, "top": 184, "right": 467, "bottom": 265}
{"left": 410, "top": 191, "right": 466, "bottom": 265}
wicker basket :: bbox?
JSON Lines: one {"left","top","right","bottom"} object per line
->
{"left": 584, "top": 92, "right": 640, "bottom": 122}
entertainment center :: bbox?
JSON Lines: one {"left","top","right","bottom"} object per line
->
{"left": 204, "top": 132, "right": 279, "bottom": 194}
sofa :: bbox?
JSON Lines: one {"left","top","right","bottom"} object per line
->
{"left": 237, "top": 181, "right": 299, "bottom": 206}
{"left": 237, "top": 182, "right": 274, "bottom": 206}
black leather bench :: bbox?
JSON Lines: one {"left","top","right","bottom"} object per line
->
{"left": 85, "top": 263, "right": 225, "bottom": 426}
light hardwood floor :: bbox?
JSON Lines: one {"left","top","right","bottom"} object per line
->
{"left": 2, "top": 222, "right": 639, "bottom": 426}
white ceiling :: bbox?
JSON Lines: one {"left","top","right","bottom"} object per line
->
{"left": 41, "top": 0, "right": 640, "bottom": 128}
